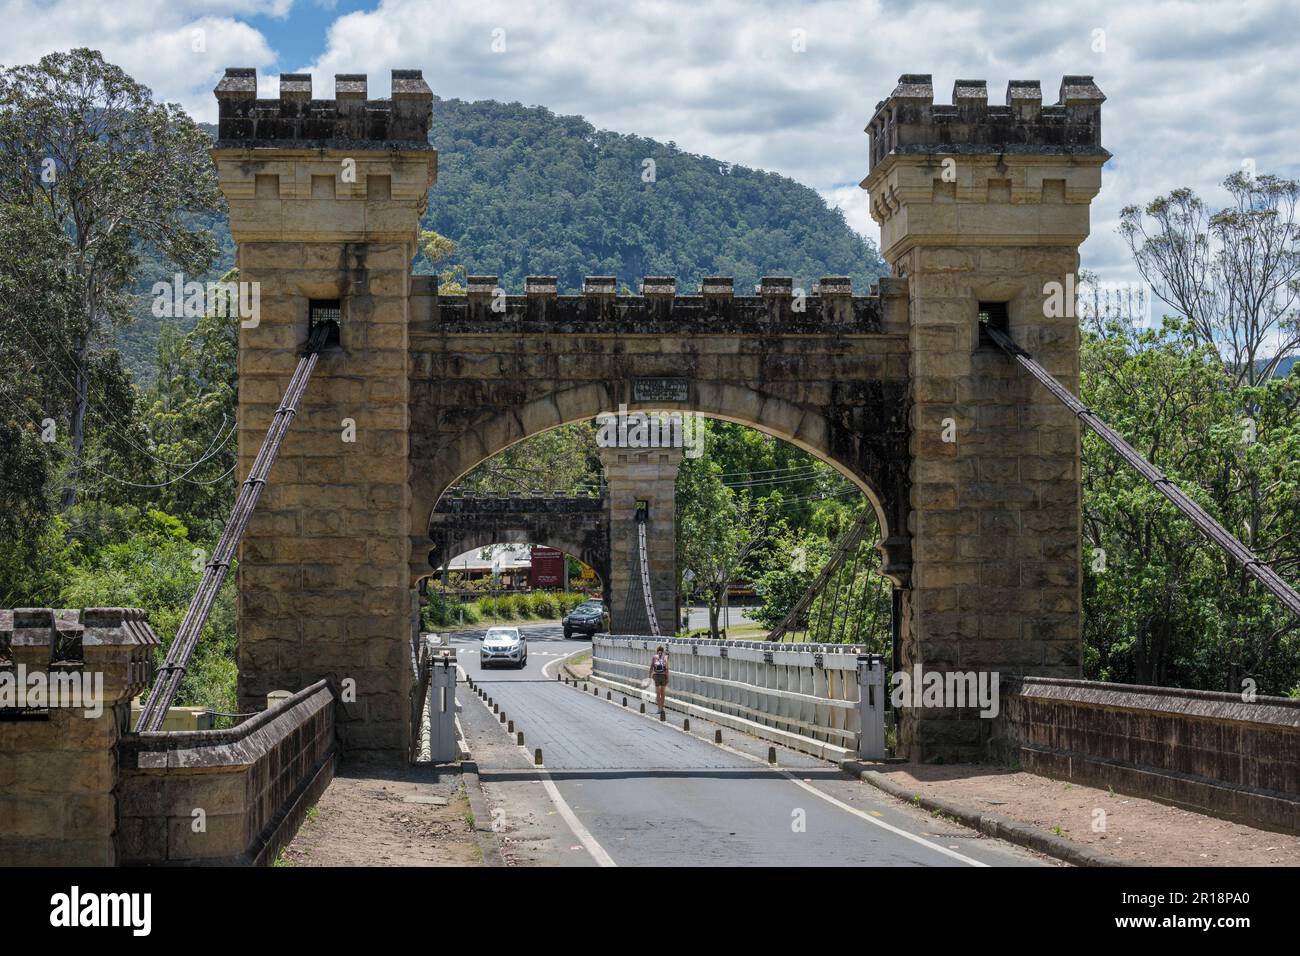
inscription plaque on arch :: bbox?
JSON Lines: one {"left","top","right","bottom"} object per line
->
{"left": 632, "top": 377, "right": 689, "bottom": 403}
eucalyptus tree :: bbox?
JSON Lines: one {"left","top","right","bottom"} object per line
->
{"left": 0, "top": 48, "right": 221, "bottom": 512}
{"left": 1119, "top": 172, "right": 1300, "bottom": 387}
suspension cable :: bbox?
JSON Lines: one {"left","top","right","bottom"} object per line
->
{"left": 766, "top": 508, "right": 874, "bottom": 642}
{"left": 135, "top": 323, "right": 333, "bottom": 732}
{"left": 636, "top": 519, "right": 660, "bottom": 637}
{"left": 984, "top": 322, "right": 1300, "bottom": 619}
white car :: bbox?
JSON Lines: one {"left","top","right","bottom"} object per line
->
{"left": 480, "top": 626, "right": 527, "bottom": 669}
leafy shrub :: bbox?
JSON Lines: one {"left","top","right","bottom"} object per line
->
{"left": 528, "top": 591, "right": 556, "bottom": 617}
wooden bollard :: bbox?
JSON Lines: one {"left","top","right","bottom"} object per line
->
{"left": 768, "top": 746, "right": 777, "bottom": 766}
{"left": 606, "top": 690, "right": 611, "bottom": 700}
{"left": 714, "top": 729, "right": 722, "bottom": 744}
{"left": 639, "top": 702, "right": 645, "bottom": 714}
{"left": 683, "top": 718, "right": 690, "bottom": 731}
{"left": 507, "top": 719, "right": 514, "bottom": 733}
{"left": 516, "top": 731, "right": 524, "bottom": 745}
{"left": 499, "top": 711, "right": 506, "bottom": 723}
{"left": 534, "top": 748, "right": 543, "bottom": 766}
{"left": 622, "top": 697, "right": 627, "bottom": 707}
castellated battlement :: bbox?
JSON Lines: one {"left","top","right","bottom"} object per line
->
{"left": 0, "top": 607, "right": 158, "bottom": 699}
{"left": 866, "top": 74, "right": 1107, "bottom": 170}
{"left": 409, "top": 273, "right": 911, "bottom": 336}
{"left": 215, "top": 67, "right": 433, "bottom": 147}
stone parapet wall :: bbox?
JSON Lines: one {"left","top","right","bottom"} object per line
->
{"left": 866, "top": 74, "right": 1107, "bottom": 171}
{"left": 1002, "top": 677, "right": 1300, "bottom": 832}
{"left": 0, "top": 607, "right": 158, "bottom": 866}
{"left": 118, "top": 680, "right": 337, "bottom": 865}
{"left": 411, "top": 276, "right": 893, "bottom": 335}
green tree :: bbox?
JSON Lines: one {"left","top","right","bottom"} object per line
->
{"left": 0, "top": 48, "right": 222, "bottom": 511}
{"left": 457, "top": 421, "right": 601, "bottom": 493}
{"left": 60, "top": 508, "right": 237, "bottom": 713}
{"left": 1081, "top": 318, "right": 1300, "bottom": 694}
{"left": 420, "top": 229, "right": 467, "bottom": 293}
{"left": 676, "top": 457, "right": 769, "bottom": 639}
{"left": 137, "top": 274, "right": 239, "bottom": 531}
{"left": 418, "top": 96, "right": 887, "bottom": 293}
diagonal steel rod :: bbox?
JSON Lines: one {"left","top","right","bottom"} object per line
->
{"left": 135, "top": 325, "right": 332, "bottom": 732}
{"left": 767, "top": 508, "right": 873, "bottom": 642}
{"left": 984, "top": 322, "right": 1300, "bottom": 620}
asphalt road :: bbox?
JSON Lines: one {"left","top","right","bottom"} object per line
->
{"left": 451, "top": 623, "right": 1047, "bottom": 868}
{"left": 685, "top": 604, "right": 756, "bottom": 630}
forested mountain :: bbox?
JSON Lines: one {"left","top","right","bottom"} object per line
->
{"left": 416, "top": 97, "right": 886, "bottom": 292}
{"left": 119, "top": 98, "right": 886, "bottom": 379}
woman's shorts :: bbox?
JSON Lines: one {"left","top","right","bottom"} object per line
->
{"left": 652, "top": 673, "right": 668, "bottom": 687}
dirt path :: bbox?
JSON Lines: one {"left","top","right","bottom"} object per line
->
{"left": 873, "top": 764, "right": 1300, "bottom": 866}
{"left": 278, "top": 762, "right": 483, "bottom": 867}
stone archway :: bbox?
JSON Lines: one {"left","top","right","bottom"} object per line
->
{"left": 410, "top": 383, "right": 912, "bottom": 588}
{"left": 425, "top": 493, "right": 610, "bottom": 592}
{"left": 216, "top": 67, "right": 1104, "bottom": 761}
{"left": 413, "top": 395, "right": 908, "bottom": 636}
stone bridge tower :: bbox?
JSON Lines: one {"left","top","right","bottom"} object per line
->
{"left": 212, "top": 69, "right": 436, "bottom": 759}
{"left": 213, "top": 67, "right": 1105, "bottom": 764}
{"left": 863, "top": 76, "right": 1107, "bottom": 758}
{"left": 599, "top": 443, "right": 683, "bottom": 636}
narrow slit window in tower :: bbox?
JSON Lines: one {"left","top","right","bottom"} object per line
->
{"left": 977, "top": 301, "right": 1009, "bottom": 348}
{"left": 309, "top": 298, "right": 342, "bottom": 349}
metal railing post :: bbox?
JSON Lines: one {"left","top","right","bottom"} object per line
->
{"left": 857, "top": 653, "right": 886, "bottom": 759}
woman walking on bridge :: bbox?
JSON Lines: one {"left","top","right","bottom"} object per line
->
{"left": 650, "top": 645, "right": 669, "bottom": 720}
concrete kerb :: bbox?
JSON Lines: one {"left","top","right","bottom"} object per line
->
{"left": 840, "top": 761, "right": 1129, "bottom": 868}
{"left": 455, "top": 677, "right": 507, "bottom": 867}
{"left": 580, "top": 669, "right": 854, "bottom": 763}
{"left": 460, "top": 760, "right": 506, "bottom": 868}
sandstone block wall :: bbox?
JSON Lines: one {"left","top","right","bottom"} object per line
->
{"left": 600, "top": 446, "right": 683, "bottom": 634}
{"left": 118, "top": 680, "right": 336, "bottom": 864}
{"left": 407, "top": 280, "right": 914, "bottom": 592}
{"left": 1002, "top": 677, "right": 1300, "bottom": 832}
{"left": 0, "top": 608, "right": 157, "bottom": 866}
{"left": 213, "top": 69, "right": 436, "bottom": 760}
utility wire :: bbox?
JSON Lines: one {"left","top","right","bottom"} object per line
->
{"left": 0, "top": 388, "right": 233, "bottom": 490}
{"left": 9, "top": 317, "right": 235, "bottom": 470}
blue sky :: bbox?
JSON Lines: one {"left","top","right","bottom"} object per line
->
{"left": 3, "top": 0, "right": 1298, "bottom": 285}
{"left": 243, "top": 1, "right": 373, "bottom": 66}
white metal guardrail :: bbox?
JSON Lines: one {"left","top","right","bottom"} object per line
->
{"left": 592, "top": 635, "right": 886, "bottom": 759}
{"left": 417, "top": 635, "right": 458, "bottom": 764}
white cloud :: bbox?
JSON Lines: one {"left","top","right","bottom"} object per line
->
{"left": 0, "top": 1, "right": 281, "bottom": 120}
{"left": 5, "top": 0, "right": 1299, "bottom": 279}
{"left": 298, "top": 0, "right": 1300, "bottom": 276}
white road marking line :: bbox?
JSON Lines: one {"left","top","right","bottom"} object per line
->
{"left": 468, "top": 658, "right": 616, "bottom": 868}
{"left": 541, "top": 646, "right": 587, "bottom": 680}
{"left": 534, "top": 766, "right": 617, "bottom": 867}
{"left": 568, "top": 678, "right": 990, "bottom": 868}
{"left": 777, "top": 772, "right": 988, "bottom": 867}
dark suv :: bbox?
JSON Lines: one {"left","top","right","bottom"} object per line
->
{"left": 563, "top": 600, "right": 610, "bottom": 639}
